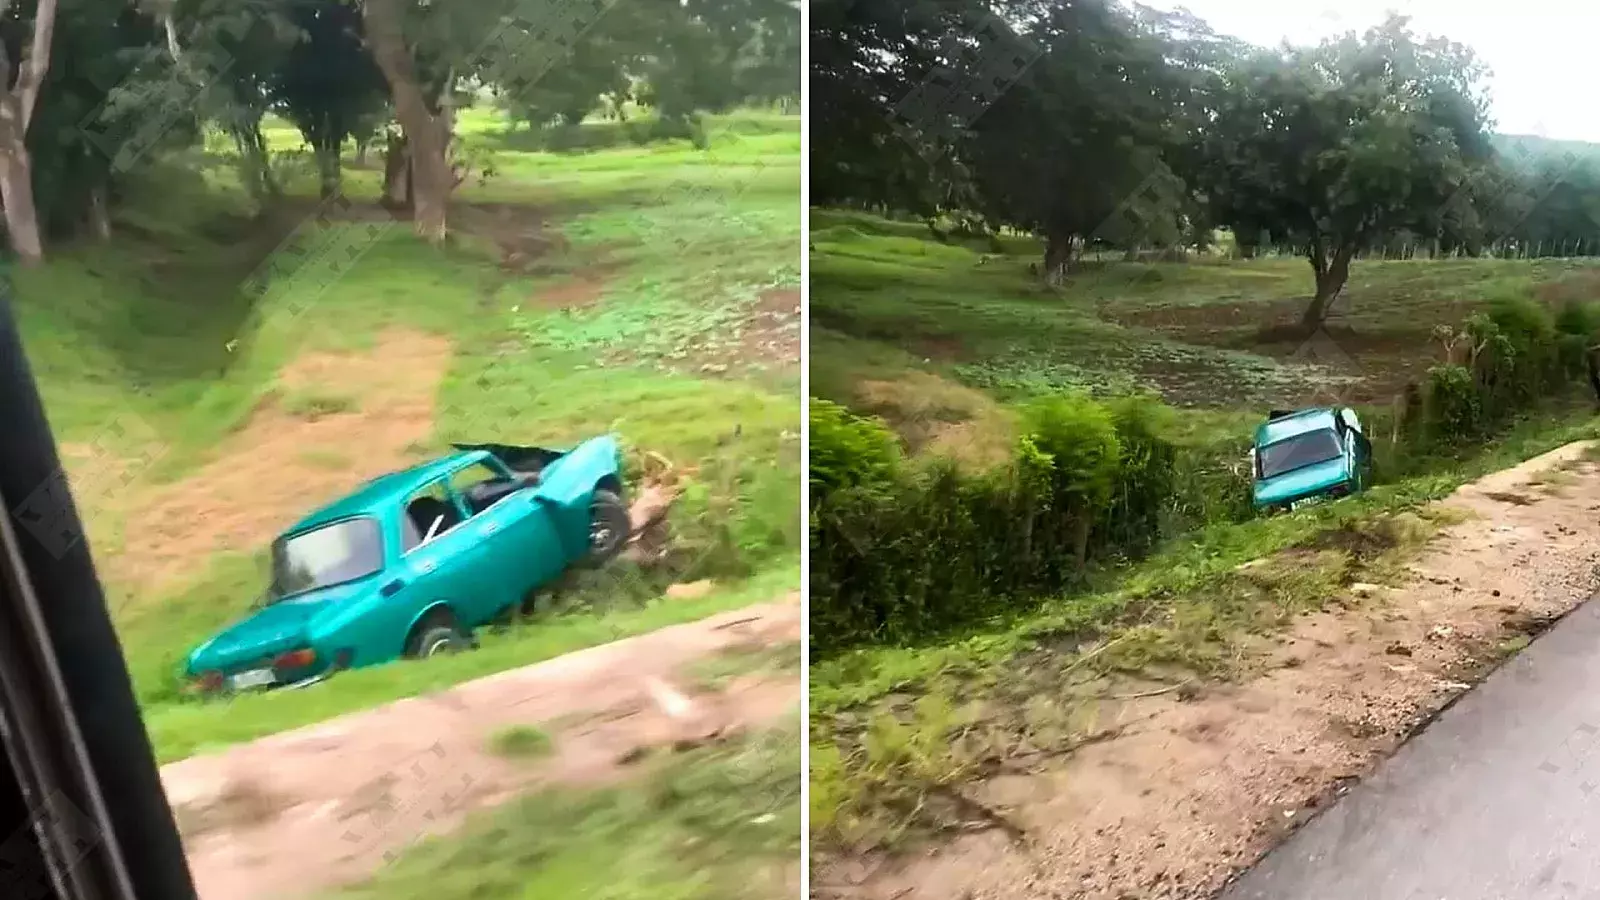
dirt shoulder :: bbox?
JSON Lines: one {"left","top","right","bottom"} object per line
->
{"left": 165, "top": 595, "right": 800, "bottom": 900}
{"left": 820, "top": 442, "right": 1600, "bottom": 900}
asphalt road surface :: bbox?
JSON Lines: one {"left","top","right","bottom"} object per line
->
{"left": 1223, "top": 595, "right": 1600, "bottom": 900}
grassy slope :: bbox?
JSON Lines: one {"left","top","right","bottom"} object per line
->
{"left": 17, "top": 108, "right": 801, "bottom": 762}
{"left": 807, "top": 208, "right": 1600, "bottom": 848}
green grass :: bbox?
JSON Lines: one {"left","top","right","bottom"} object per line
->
{"left": 487, "top": 724, "right": 554, "bottom": 759}
{"left": 330, "top": 721, "right": 801, "bottom": 900}
{"left": 15, "top": 109, "right": 799, "bottom": 763}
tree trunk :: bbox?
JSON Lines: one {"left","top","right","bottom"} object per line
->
{"left": 1304, "top": 244, "right": 1355, "bottom": 329}
{"left": 87, "top": 182, "right": 111, "bottom": 240}
{"left": 0, "top": 135, "right": 42, "bottom": 265}
{"left": 381, "top": 132, "right": 410, "bottom": 209}
{"left": 1070, "top": 509, "right": 1092, "bottom": 573}
{"left": 362, "top": 0, "right": 449, "bottom": 244}
{"left": 1042, "top": 232, "right": 1074, "bottom": 285}
{"left": 230, "top": 120, "right": 278, "bottom": 204}
{"left": 0, "top": 0, "right": 59, "bottom": 265}
{"left": 355, "top": 137, "right": 369, "bottom": 166}
{"left": 315, "top": 145, "right": 341, "bottom": 200}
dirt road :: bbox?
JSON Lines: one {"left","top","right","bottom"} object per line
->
{"left": 823, "top": 441, "right": 1600, "bottom": 900}
{"left": 163, "top": 595, "right": 801, "bottom": 900}
{"left": 1222, "top": 591, "right": 1600, "bottom": 899}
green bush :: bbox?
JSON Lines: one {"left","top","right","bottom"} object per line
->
{"left": 1415, "top": 295, "right": 1584, "bottom": 451}
{"left": 809, "top": 399, "right": 902, "bottom": 504}
{"left": 1423, "top": 363, "right": 1484, "bottom": 445}
{"left": 810, "top": 393, "right": 1187, "bottom": 654}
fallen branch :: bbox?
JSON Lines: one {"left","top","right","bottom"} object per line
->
{"left": 1061, "top": 634, "right": 1130, "bottom": 677}
{"left": 1107, "top": 678, "right": 1196, "bottom": 701}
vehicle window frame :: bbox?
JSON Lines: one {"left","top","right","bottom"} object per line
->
{"left": 400, "top": 477, "right": 470, "bottom": 555}
{"left": 270, "top": 515, "right": 385, "bottom": 602}
{"left": 446, "top": 460, "right": 512, "bottom": 519}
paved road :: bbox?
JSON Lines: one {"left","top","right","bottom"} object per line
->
{"left": 1223, "top": 595, "right": 1600, "bottom": 900}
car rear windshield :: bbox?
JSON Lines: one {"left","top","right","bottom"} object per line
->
{"left": 1258, "top": 429, "right": 1342, "bottom": 480}
{"left": 268, "top": 517, "right": 383, "bottom": 602}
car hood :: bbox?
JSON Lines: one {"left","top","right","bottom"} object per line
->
{"left": 1255, "top": 456, "right": 1349, "bottom": 506}
{"left": 186, "top": 582, "right": 360, "bottom": 674}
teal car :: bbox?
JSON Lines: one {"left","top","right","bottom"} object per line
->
{"left": 1251, "top": 407, "right": 1374, "bottom": 513}
{"left": 184, "top": 437, "right": 630, "bottom": 693}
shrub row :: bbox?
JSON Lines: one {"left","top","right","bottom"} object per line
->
{"left": 810, "top": 396, "right": 1248, "bottom": 654}
{"left": 1417, "top": 295, "right": 1599, "bottom": 448}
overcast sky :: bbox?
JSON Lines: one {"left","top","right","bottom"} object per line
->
{"left": 1146, "top": 2, "right": 1597, "bottom": 142}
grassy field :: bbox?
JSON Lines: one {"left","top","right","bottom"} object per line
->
{"left": 813, "top": 208, "right": 1600, "bottom": 421}
{"left": 15, "top": 106, "right": 801, "bottom": 763}
{"left": 808, "top": 207, "right": 1600, "bottom": 850}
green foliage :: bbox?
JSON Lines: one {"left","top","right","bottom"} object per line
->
{"left": 808, "top": 399, "right": 901, "bottom": 503}
{"left": 1422, "top": 363, "right": 1484, "bottom": 445}
{"left": 1415, "top": 295, "right": 1589, "bottom": 448}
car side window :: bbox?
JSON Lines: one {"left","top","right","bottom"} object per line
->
{"left": 449, "top": 461, "right": 514, "bottom": 518}
{"left": 401, "top": 480, "right": 464, "bottom": 553}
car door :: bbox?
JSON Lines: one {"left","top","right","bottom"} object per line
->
{"left": 448, "top": 461, "right": 567, "bottom": 607}
{"left": 396, "top": 477, "right": 498, "bottom": 631}
{"left": 1337, "top": 408, "right": 1373, "bottom": 487}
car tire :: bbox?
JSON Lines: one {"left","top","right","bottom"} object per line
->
{"left": 581, "top": 488, "right": 630, "bottom": 567}
{"left": 405, "top": 610, "right": 470, "bottom": 660}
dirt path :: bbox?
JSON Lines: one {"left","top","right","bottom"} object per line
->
{"left": 165, "top": 595, "right": 801, "bottom": 900}
{"left": 821, "top": 442, "right": 1600, "bottom": 900}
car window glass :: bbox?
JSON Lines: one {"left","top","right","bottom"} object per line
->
{"left": 269, "top": 518, "right": 383, "bottom": 602}
{"left": 1258, "top": 429, "right": 1343, "bottom": 480}
{"left": 402, "top": 480, "right": 462, "bottom": 552}
{"left": 450, "top": 462, "right": 513, "bottom": 517}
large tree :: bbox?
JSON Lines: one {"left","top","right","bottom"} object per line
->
{"left": 1200, "top": 15, "right": 1492, "bottom": 327}
{"left": 966, "top": 0, "right": 1187, "bottom": 281}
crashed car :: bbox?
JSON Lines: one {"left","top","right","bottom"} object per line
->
{"left": 184, "top": 437, "right": 629, "bottom": 693}
{"left": 1250, "top": 407, "right": 1374, "bottom": 513}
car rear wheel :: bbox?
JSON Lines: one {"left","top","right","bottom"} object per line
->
{"left": 581, "top": 488, "right": 630, "bottom": 567}
{"left": 405, "top": 610, "right": 470, "bottom": 660}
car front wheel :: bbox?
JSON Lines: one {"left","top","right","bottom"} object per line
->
{"left": 581, "top": 488, "right": 630, "bottom": 567}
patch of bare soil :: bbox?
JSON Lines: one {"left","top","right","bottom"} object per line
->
{"left": 668, "top": 287, "right": 803, "bottom": 380}
{"left": 530, "top": 272, "right": 609, "bottom": 309}
{"left": 111, "top": 329, "right": 453, "bottom": 592}
{"left": 854, "top": 373, "right": 1016, "bottom": 470}
{"left": 820, "top": 442, "right": 1600, "bottom": 900}
{"left": 1112, "top": 301, "right": 1436, "bottom": 405}
{"left": 166, "top": 595, "right": 801, "bottom": 900}
{"left": 1534, "top": 270, "right": 1600, "bottom": 306}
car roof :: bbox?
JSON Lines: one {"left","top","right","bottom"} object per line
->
{"left": 285, "top": 449, "right": 491, "bottom": 535}
{"left": 1256, "top": 408, "right": 1339, "bottom": 446}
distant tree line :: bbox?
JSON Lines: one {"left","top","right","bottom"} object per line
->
{"left": 0, "top": 0, "right": 799, "bottom": 265}
{"left": 813, "top": 0, "right": 1600, "bottom": 327}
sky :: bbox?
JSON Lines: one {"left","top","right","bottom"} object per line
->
{"left": 1147, "top": 2, "right": 1600, "bottom": 144}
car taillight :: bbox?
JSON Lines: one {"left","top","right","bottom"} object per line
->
{"left": 272, "top": 648, "right": 317, "bottom": 670}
